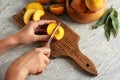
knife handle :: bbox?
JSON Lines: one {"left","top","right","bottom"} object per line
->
{"left": 67, "top": 46, "right": 98, "bottom": 76}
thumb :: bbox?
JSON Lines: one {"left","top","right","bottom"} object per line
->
{"left": 41, "top": 47, "right": 51, "bottom": 57}
{"left": 35, "top": 35, "right": 50, "bottom": 41}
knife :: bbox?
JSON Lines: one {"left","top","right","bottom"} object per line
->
{"left": 47, "top": 22, "right": 61, "bottom": 46}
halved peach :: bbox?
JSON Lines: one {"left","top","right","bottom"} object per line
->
{"left": 26, "top": 2, "right": 44, "bottom": 10}
{"left": 47, "top": 22, "right": 64, "bottom": 40}
{"left": 50, "top": 4, "right": 65, "bottom": 15}
{"left": 23, "top": 9, "right": 36, "bottom": 24}
{"left": 33, "top": 10, "right": 45, "bottom": 21}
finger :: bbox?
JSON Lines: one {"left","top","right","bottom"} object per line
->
{"left": 35, "top": 28, "right": 46, "bottom": 33}
{"left": 33, "top": 20, "right": 56, "bottom": 31}
{"left": 38, "top": 62, "right": 47, "bottom": 73}
{"left": 40, "top": 47, "right": 51, "bottom": 57}
{"left": 43, "top": 51, "right": 50, "bottom": 57}
{"left": 34, "top": 35, "right": 50, "bottom": 41}
{"left": 43, "top": 55, "right": 50, "bottom": 64}
{"left": 36, "top": 47, "right": 51, "bottom": 57}
{"left": 37, "top": 20, "right": 56, "bottom": 26}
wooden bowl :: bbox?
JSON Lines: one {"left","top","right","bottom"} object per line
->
{"left": 66, "top": 0, "right": 106, "bottom": 23}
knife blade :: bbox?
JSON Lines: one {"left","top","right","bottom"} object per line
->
{"left": 47, "top": 22, "right": 61, "bottom": 45}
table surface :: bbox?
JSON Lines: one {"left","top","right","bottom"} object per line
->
{"left": 0, "top": 0, "right": 120, "bottom": 80}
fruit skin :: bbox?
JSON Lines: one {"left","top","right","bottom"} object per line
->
{"left": 50, "top": 4, "right": 65, "bottom": 15}
{"left": 36, "top": 0, "right": 50, "bottom": 4}
{"left": 71, "top": 0, "right": 87, "bottom": 12}
{"left": 85, "top": 0, "right": 105, "bottom": 11}
{"left": 47, "top": 23, "right": 64, "bottom": 40}
{"left": 26, "top": 2, "right": 44, "bottom": 10}
{"left": 55, "top": 0, "right": 66, "bottom": 3}
{"left": 23, "top": 9, "right": 36, "bottom": 24}
{"left": 33, "top": 10, "right": 45, "bottom": 21}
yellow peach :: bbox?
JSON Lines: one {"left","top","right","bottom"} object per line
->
{"left": 85, "top": 0, "right": 105, "bottom": 11}
{"left": 26, "top": 2, "right": 44, "bottom": 10}
{"left": 23, "top": 9, "right": 36, "bottom": 24}
{"left": 47, "top": 22, "right": 64, "bottom": 40}
{"left": 33, "top": 10, "right": 45, "bottom": 21}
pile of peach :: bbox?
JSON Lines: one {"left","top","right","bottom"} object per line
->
{"left": 23, "top": 1, "right": 64, "bottom": 40}
{"left": 71, "top": 0, "right": 105, "bottom": 12}
{"left": 66, "top": 0, "right": 106, "bottom": 23}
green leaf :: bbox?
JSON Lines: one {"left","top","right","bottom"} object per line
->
{"left": 110, "top": 9, "right": 119, "bottom": 37}
{"left": 92, "top": 7, "right": 113, "bottom": 29}
{"left": 104, "top": 16, "right": 112, "bottom": 41}
{"left": 92, "top": 6, "right": 119, "bottom": 41}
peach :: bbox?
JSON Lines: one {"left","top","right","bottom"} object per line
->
{"left": 36, "top": 0, "right": 51, "bottom": 4}
{"left": 26, "top": 2, "right": 44, "bottom": 10}
{"left": 47, "top": 22, "right": 64, "bottom": 40}
{"left": 50, "top": 4, "right": 65, "bottom": 15}
{"left": 71, "top": 0, "right": 87, "bottom": 12}
{"left": 23, "top": 9, "right": 36, "bottom": 24}
{"left": 66, "top": 0, "right": 106, "bottom": 23}
{"left": 55, "top": 0, "right": 66, "bottom": 3}
{"left": 85, "top": 0, "right": 105, "bottom": 11}
{"left": 33, "top": 10, "right": 45, "bottom": 21}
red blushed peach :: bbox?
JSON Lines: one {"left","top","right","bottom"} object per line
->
{"left": 55, "top": 0, "right": 66, "bottom": 3}
{"left": 36, "top": 0, "right": 51, "bottom": 4}
{"left": 71, "top": 0, "right": 87, "bottom": 12}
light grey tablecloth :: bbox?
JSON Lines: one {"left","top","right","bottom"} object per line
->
{"left": 0, "top": 0, "right": 120, "bottom": 80}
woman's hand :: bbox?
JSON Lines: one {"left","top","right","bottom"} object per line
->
{"left": 14, "top": 20, "right": 55, "bottom": 45}
{"left": 0, "top": 20, "right": 55, "bottom": 54}
{"left": 5, "top": 47, "right": 51, "bottom": 80}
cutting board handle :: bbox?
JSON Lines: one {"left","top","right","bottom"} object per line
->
{"left": 67, "top": 46, "right": 98, "bottom": 76}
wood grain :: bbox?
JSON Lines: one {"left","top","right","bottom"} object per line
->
{"left": 12, "top": 9, "right": 97, "bottom": 76}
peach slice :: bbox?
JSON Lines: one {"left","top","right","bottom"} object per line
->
{"left": 47, "top": 22, "right": 64, "bottom": 40}
{"left": 23, "top": 9, "right": 36, "bottom": 24}
{"left": 33, "top": 10, "right": 45, "bottom": 21}
{"left": 26, "top": 2, "right": 44, "bottom": 10}
{"left": 50, "top": 4, "right": 65, "bottom": 15}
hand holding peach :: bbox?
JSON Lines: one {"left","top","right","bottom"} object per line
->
{"left": 14, "top": 20, "right": 55, "bottom": 45}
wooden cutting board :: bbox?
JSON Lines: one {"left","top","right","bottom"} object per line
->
{"left": 12, "top": 9, "right": 97, "bottom": 76}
